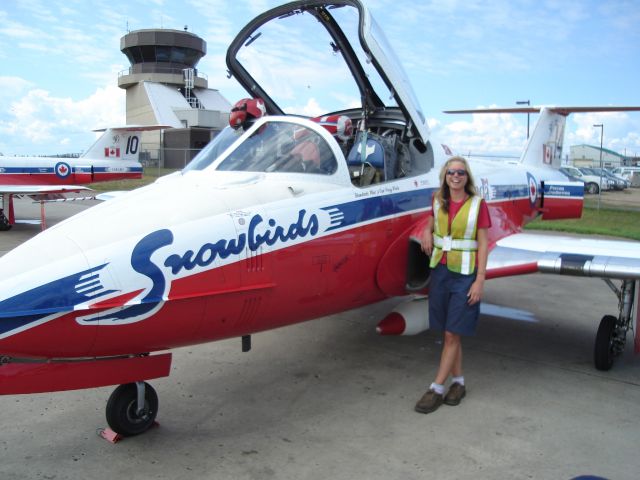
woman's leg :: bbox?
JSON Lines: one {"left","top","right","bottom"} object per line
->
{"left": 452, "top": 340, "right": 463, "bottom": 377}
{"left": 434, "top": 331, "right": 461, "bottom": 385}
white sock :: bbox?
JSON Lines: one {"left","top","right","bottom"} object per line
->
{"left": 429, "top": 382, "right": 445, "bottom": 395}
{"left": 451, "top": 376, "right": 465, "bottom": 386}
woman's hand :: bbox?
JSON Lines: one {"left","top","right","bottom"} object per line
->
{"left": 421, "top": 229, "right": 433, "bottom": 256}
{"left": 467, "top": 276, "right": 484, "bottom": 305}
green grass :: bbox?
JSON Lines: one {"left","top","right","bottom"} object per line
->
{"left": 89, "top": 168, "right": 178, "bottom": 191}
{"left": 525, "top": 207, "right": 640, "bottom": 241}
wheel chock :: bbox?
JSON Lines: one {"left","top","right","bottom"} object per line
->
{"left": 98, "top": 427, "right": 122, "bottom": 444}
{"left": 98, "top": 421, "right": 160, "bottom": 444}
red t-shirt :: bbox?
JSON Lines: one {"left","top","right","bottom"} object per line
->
{"left": 427, "top": 196, "right": 492, "bottom": 264}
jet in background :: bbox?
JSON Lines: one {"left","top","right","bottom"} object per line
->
{"left": 0, "top": 125, "right": 164, "bottom": 229}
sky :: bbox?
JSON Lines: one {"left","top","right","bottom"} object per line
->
{"left": 1, "top": 0, "right": 639, "bottom": 159}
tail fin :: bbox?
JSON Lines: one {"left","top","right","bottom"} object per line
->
{"left": 82, "top": 125, "right": 168, "bottom": 162}
{"left": 521, "top": 107, "right": 566, "bottom": 168}
{"left": 444, "top": 106, "right": 640, "bottom": 169}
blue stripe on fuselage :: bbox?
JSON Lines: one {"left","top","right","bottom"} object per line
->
{"left": 0, "top": 167, "right": 142, "bottom": 174}
{"left": 0, "top": 264, "right": 117, "bottom": 336}
{"left": 543, "top": 182, "right": 584, "bottom": 197}
{"left": 322, "top": 188, "right": 433, "bottom": 231}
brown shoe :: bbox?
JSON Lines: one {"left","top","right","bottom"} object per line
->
{"left": 444, "top": 383, "right": 466, "bottom": 406}
{"left": 415, "top": 389, "right": 443, "bottom": 414}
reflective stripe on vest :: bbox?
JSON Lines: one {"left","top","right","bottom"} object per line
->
{"left": 429, "top": 196, "right": 481, "bottom": 275}
{"left": 433, "top": 236, "right": 478, "bottom": 250}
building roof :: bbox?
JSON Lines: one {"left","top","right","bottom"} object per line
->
{"left": 197, "top": 89, "right": 232, "bottom": 111}
{"left": 571, "top": 144, "right": 626, "bottom": 159}
{"left": 143, "top": 81, "right": 231, "bottom": 127}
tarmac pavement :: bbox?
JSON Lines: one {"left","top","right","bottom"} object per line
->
{"left": 0, "top": 197, "right": 639, "bottom": 480}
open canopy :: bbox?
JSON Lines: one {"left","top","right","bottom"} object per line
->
{"left": 226, "top": 0, "right": 429, "bottom": 143}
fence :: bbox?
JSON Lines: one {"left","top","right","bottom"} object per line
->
{"left": 140, "top": 147, "right": 204, "bottom": 169}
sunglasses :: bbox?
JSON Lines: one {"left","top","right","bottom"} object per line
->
{"left": 446, "top": 169, "right": 467, "bottom": 177}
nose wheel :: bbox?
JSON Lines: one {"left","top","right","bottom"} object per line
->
{"left": 106, "top": 382, "right": 158, "bottom": 436}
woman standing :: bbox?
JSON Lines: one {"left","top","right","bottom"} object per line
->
{"left": 415, "top": 156, "right": 491, "bottom": 414}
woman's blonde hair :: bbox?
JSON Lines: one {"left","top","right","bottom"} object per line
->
{"left": 434, "top": 156, "right": 477, "bottom": 212}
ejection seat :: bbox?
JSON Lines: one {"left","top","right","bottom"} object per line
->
{"left": 347, "top": 133, "right": 398, "bottom": 186}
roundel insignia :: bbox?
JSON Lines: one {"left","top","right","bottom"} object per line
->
{"left": 526, "top": 172, "right": 537, "bottom": 206}
{"left": 55, "top": 161, "right": 71, "bottom": 179}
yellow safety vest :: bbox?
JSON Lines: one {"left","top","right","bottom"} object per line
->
{"left": 429, "top": 196, "right": 481, "bottom": 275}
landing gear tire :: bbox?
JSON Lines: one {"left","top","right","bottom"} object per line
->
{"left": 594, "top": 315, "right": 617, "bottom": 371}
{"left": 0, "top": 210, "right": 11, "bottom": 231}
{"left": 106, "top": 382, "right": 158, "bottom": 436}
{"left": 586, "top": 182, "right": 599, "bottom": 195}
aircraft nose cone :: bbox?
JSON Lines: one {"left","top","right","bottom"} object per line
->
{"left": 0, "top": 227, "right": 97, "bottom": 356}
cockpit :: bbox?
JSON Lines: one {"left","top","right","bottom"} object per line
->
{"left": 183, "top": 112, "right": 434, "bottom": 188}
{"left": 183, "top": 120, "right": 338, "bottom": 176}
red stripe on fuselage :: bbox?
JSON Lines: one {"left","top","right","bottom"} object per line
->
{"left": 0, "top": 172, "right": 141, "bottom": 186}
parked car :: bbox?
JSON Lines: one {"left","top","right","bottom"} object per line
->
{"left": 558, "top": 169, "right": 584, "bottom": 184}
{"left": 611, "top": 166, "right": 640, "bottom": 187}
{"left": 591, "top": 167, "right": 628, "bottom": 189}
{"left": 559, "top": 166, "right": 612, "bottom": 194}
{"left": 578, "top": 167, "right": 616, "bottom": 193}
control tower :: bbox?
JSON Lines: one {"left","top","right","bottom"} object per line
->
{"left": 118, "top": 28, "right": 231, "bottom": 168}
{"left": 119, "top": 28, "right": 208, "bottom": 91}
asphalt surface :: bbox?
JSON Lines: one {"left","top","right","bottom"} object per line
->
{"left": 1, "top": 197, "right": 639, "bottom": 480}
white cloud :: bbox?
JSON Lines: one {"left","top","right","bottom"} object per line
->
{"left": 433, "top": 112, "right": 527, "bottom": 156}
{"left": 283, "top": 98, "right": 325, "bottom": 117}
{"left": 0, "top": 84, "right": 124, "bottom": 154}
{"left": 0, "top": 76, "right": 35, "bottom": 100}
{"left": 0, "top": 12, "right": 50, "bottom": 40}
{"left": 567, "top": 112, "right": 640, "bottom": 151}
{"left": 432, "top": 110, "right": 640, "bottom": 160}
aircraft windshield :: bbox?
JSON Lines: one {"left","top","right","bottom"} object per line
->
{"left": 234, "top": 5, "right": 397, "bottom": 115}
{"left": 183, "top": 127, "right": 244, "bottom": 172}
{"left": 186, "top": 121, "right": 338, "bottom": 175}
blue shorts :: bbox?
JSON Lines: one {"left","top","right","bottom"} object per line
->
{"left": 428, "top": 263, "right": 480, "bottom": 336}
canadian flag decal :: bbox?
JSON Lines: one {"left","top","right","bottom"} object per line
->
{"left": 543, "top": 144, "right": 552, "bottom": 164}
{"left": 105, "top": 147, "right": 121, "bottom": 158}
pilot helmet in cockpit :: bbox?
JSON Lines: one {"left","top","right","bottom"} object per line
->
{"left": 229, "top": 97, "right": 267, "bottom": 131}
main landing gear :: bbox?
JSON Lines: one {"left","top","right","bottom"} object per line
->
{"left": 105, "top": 381, "right": 158, "bottom": 437}
{"left": 594, "top": 279, "right": 636, "bottom": 371}
{"left": 0, "top": 209, "right": 11, "bottom": 231}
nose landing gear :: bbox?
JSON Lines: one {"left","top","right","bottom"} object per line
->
{"left": 0, "top": 209, "right": 11, "bottom": 231}
{"left": 105, "top": 381, "right": 158, "bottom": 437}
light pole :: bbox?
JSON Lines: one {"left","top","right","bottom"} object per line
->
{"left": 516, "top": 100, "right": 530, "bottom": 139}
{"left": 593, "top": 123, "right": 604, "bottom": 210}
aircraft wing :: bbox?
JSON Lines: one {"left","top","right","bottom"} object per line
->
{"left": 487, "top": 232, "right": 640, "bottom": 280}
{"left": 0, "top": 185, "right": 93, "bottom": 203}
{"left": 0, "top": 185, "right": 94, "bottom": 227}
{"left": 488, "top": 232, "right": 640, "bottom": 360}
{"left": 0, "top": 185, "right": 91, "bottom": 196}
